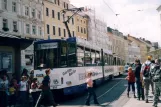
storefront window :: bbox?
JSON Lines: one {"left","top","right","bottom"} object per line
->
{"left": 0, "top": 52, "right": 13, "bottom": 73}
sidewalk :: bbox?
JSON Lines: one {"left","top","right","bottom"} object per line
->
{"left": 122, "top": 92, "right": 161, "bottom": 107}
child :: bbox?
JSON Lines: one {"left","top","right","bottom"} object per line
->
{"left": 85, "top": 72, "right": 99, "bottom": 106}
{"left": 19, "top": 76, "right": 28, "bottom": 107}
{"left": 31, "top": 78, "right": 39, "bottom": 106}
{"left": 126, "top": 67, "right": 136, "bottom": 98}
{"left": 9, "top": 79, "right": 18, "bottom": 107}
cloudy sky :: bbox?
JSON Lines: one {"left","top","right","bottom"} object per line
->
{"left": 70, "top": 0, "right": 161, "bottom": 44}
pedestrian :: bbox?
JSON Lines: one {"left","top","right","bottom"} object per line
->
{"left": 0, "top": 75, "right": 9, "bottom": 107}
{"left": 141, "top": 56, "right": 154, "bottom": 103}
{"left": 151, "top": 59, "right": 161, "bottom": 107}
{"left": 18, "top": 76, "right": 28, "bottom": 107}
{"left": 30, "top": 78, "right": 39, "bottom": 106}
{"left": 35, "top": 69, "right": 58, "bottom": 107}
{"left": 85, "top": 72, "right": 99, "bottom": 106}
{"left": 126, "top": 67, "right": 136, "bottom": 98}
{"left": 134, "top": 59, "right": 144, "bottom": 100}
{"left": 9, "top": 79, "right": 18, "bottom": 107}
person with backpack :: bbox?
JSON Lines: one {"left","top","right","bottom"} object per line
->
{"left": 134, "top": 59, "right": 144, "bottom": 100}
{"left": 151, "top": 59, "right": 161, "bottom": 107}
{"left": 141, "top": 56, "right": 154, "bottom": 103}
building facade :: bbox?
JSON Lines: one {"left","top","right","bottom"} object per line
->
{"left": 0, "top": 0, "right": 44, "bottom": 75}
{"left": 107, "top": 27, "right": 125, "bottom": 64}
{"left": 44, "top": 0, "right": 78, "bottom": 40}
{"left": 128, "top": 41, "right": 141, "bottom": 63}
{"left": 127, "top": 35, "right": 147, "bottom": 63}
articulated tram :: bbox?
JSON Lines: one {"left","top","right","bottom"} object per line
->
{"left": 33, "top": 37, "right": 124, "bottom": 95}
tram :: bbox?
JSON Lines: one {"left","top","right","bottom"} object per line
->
{"left": 33, "top": 37, "right": 124, "bottom": 95}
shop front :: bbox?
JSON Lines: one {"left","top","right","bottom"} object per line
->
{"left": 0, "top": 32, "right": 33, "bottom": 79}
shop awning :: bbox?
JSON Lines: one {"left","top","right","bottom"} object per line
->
{"left": 0, "top": 31, "right": 35, "bottom": 49}
{"left": 0, "top": 31, "right": 20, "bottom": 39}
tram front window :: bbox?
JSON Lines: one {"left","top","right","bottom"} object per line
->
{"left": 34, "top": 48, "right": 58, "bottom": 69}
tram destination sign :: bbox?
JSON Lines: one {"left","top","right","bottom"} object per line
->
{"left": 36, "top": 42, "right": 58, "bottom": 50}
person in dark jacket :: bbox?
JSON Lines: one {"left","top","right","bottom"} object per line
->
{"left": 35, "top": 69, "right": 58, "bottom": 107}
{"left": 135, "top": 59, "right": 144, "bottom": 100}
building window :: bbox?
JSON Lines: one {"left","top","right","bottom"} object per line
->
{"left": 58, "top": 0, "right": 60, "bottom": 5}
{"left": 63, "top": 14, "right": 65, "bottom": 21}
{"left": 47, "top": 24, "right": 50, "bottom": 34}
{"left": 81, "top": 27, "right": 83, "bottom": 33}
{"left": 3, "top": 19, "right": 8, "bottom": 28}
{"left": 26, "top": 24, "right": 30, "bottom": 34}
{"left": 12, "top": 2, "right": 16, "bottom": 12}
{"left": 32, "top": 9, "right": 36, "bottom": 18}
{"left": 38, "top": 11, "right": 41, "bottom": 19}
{"left": 58, "top": 12, "right": 60, "bottom": 20}
{"left": 78, "top": 26, "right": 79, "bottom": 32}
{"left": 46, "top": 8, "right": 49, "bottom": 16}
{"left": 72, "top": 18, "right": 74, "bottom": 25}
{"left": 84, "top": 28, "right": 86, "bottom": 34}
{"left": 73, "top": 31, "right": 75, "bottom": 37}
{"left": 39, "top": 27, "right": 42, "bottom": 36}
{"left": 0, "top": 52, "right": 13, "bottom": 73}
{"left": 52, "top": 10, "right": 55, "bottom": 18}
{"left": 58, "top": 28, "right": 61, "bottom": 36}
{"left": 64, "top": 2, "right": 66, "bottom": 8}
{"left": 32, "top": 25, "right": 36, "bottom": 35}
{"left": 67, "top": 4, "right": 68, "bottom": 9}
{"left": 54, "top": 0, "right": 57, "bottom": 4}
{"left": 64, "top": 29, "right": 66, "bottom": 37}
{"left": 53, "top": 26, "right": 55, "bottom": 35}
{"left": 25, "top": 6, "right": 29, "bottom": 16}
{"left": 13, "top": 21, "right": 17, "bottom": 31}
{"left": 2, "top": 0, "right": 7, "bottom": 10}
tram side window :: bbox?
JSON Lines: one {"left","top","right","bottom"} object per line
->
{"left": 77, "top": 46, "right": 84, "bottom": 67}
{"left": 84, "top": 49, "right": 92, "bottom": 66}
{"left": 95, "top": 51, "right": 101, "bottom": 66}
{"left": 68, "top": 42, "right": 77, "bottom": 67}
{"left": 113, "top": 57, "right": 116, "bottom": 65}
{"left": 34, "top": 48, "right": 58, "bottom": 69}
{"left": 104, "top": 54, "right": 108, "bottom": 65}
{"left": 60, "top": 42, "right": 67, "bottom": 67}
{"left": 91, "top": 51, "right": 95, "bottom": 65}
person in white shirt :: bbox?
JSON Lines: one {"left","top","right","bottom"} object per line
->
{"left": 85, "top": 72, "right": 99, "bottom": 106}
{"left": 18, "top": 76, "right": 28, "bottom": 106}
{"left": 0, "top": 75, "right": 9, "bottom": 107}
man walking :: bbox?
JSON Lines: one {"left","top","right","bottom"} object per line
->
{"left": 141, "top": 56, "right": 154, "bottom": 103}
{"left": 151, "top": 59, "right": 161, "bottom": 107}
{"left": 134, "top": 59, "right": 144, "bottom": 100}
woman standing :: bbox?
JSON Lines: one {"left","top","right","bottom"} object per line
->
{"left": 85, "top": 72, "right": 99, "bottom": 106}
{"left": 126, "top": 67, "right": 136, "bottom": 98}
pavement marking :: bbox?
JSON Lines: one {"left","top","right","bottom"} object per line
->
{"left": 90, "top": 79, "right": 123, "bottom": 103}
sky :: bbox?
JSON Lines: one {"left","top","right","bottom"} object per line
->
{"left": 70, "top": 0, "right": 161, "bottom": 45}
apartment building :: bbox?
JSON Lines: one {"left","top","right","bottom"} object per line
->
{"left": 75, "top": 13, "right": 88, "bottom": 40}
